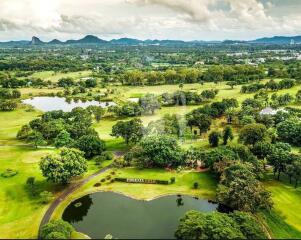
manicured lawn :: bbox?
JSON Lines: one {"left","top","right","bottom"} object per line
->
{"left": 29, "top": 70, "right": 92, "bottom": 83}
{"left": 264, "top": 174, "right": 301, "bottom": 233}
{"left": 259, "top": 210, "right": 301, "bottom": 239}
{"left": 0, "top": 109, "right": 108, "bottom": 238}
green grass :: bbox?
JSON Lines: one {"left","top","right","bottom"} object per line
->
{"left": 29, "top": 70, "right": 92, "bottom": 83}
{"left": 259, "top": 210, "right": 301, "bottom": 239}
{"left": 0, "top": 109, "right": 109, "bottom": 238}
{"left": 264, "top": 173, "right": 301, "bottom": 233}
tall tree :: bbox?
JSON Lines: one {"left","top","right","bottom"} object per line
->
{"left": 112, "top": 118, "right": 144, "bottom": 145}
{"left": 40, "top": 148, "right": 87, "bottom": 184}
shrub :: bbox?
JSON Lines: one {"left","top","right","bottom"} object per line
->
{"left": 193, "top": 182, "right": 199, "bottom": 189}
{"left": 170, "top": 177, "right": 176, "bottom": 184}
{"left": 101, "top": 178, "right": 106, "bottom": 182}
{"left": 1, "top": 169, "right": 18, "bottom": 178}
{"left": 40, "top": 191, "right": 54, "bottom": 204}
{"left": 40, "top": 220, "right": 74, "bottom": 239}
{"left": 94, "top": 183, "right": 101, "bottom": 187}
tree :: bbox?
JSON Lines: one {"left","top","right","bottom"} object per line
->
{"left": 40, "top": 220, "right": 74, "bottom": 239}
{"left": 139, "top": 94, "right": 160, "bottom": 115}
{"left": 267, "top": 147, "right": 292, "bottom": 180}
{"left": 17, "top": 124, "right": 32, "bottom": 140}
{"left": 239, "top": 123, "right": 268, "bottom": 146}
{"left": 112, "top": 118, "right": 144, "bottom": 145}
{"left": 175, "top": 211, "right": 245, "bottom": 239}
{"left": 126, "top": 135, "right": 183, "bottom": 168}
{"left": 277, "top": 118, "right": 301, "bottom": 146}
{"left": 73, "top": 134, "right": 105, "bottom": 159}
{"left": 27, "top": 130, "right": 45, "bottom": 148}
{"left": 40, "top": 148, "right": 87, "bottom": 184}
{"left": 217, "top": 162, "right": 272, "bottom": 212}
{"left": 226, "top": 81, "right": 237, "bottom": 89}
{"left": 187, "top": 113, "right": 212, "bottom": 136}
{"left": 223, "top": 126, "right": 234, "bottom": 145}
{"left": 87, "top": 105, "right": 105, "bottom": 122}
{"left": 208, "top": 131, "right": 220, "bottom": 147}
{"left": 0, "top": 99, "right": 17, "bottom": 111}
{"left": 293, "top": 160, "right": 301, "bottom": 188}
{"left": 54, "top": 130, "right": 72, "bottom": 148}
{"left": 229, "top": 211, "right": 267, "bottom": 239}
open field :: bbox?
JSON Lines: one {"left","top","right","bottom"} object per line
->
{"left": 29, "top": 70, "right": 93, "bottom": 83}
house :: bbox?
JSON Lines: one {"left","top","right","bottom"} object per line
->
{"left": 259, "top": 107, "right": 288, "bottom": 116}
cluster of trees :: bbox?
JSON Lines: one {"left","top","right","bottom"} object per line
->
{"left": 58, "top": 77, "right": 97, "bottom": 88}
{"left": 186, "top": 98, "right": 238, "bottom": 135}
{"left": 161, "top": 89, "right": 218, "bottom": 106}
{"left": 119, "top": 65, "right": 265, "bottom": 86}
{"left": 17, "top": 107, "right": 105, "bottom": 158}
{"left": 0, "top": 88, "right": 20, "bottom": 111}
{"left": 175, "top": 210, "right": 267, "bottom": 239}
{"left": 241, "top": 79, "right": 296, "bottom": 93}
{"left": 121, "top": 68, "right": 203, "bottom": 85}
{"left": 124, "top": 135, "right": 184, "bottom": 168}
{"left": 208, "top": 126, "right": 234, "bottom": 147}
{"left": 0, "top": 73, "right": 49, "bottom": 88}
{"left": 251, "top": 141, "right": 301, "bottom": 187}
{"left": 109, "top": 94, "right": 160, "bottom": 117}
{"left": 41, "top": 220, "right": 74, "bottom": 239}
{"left": 203, "top": 65, "right": 265, "bottom": 84}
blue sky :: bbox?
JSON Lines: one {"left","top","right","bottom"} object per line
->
{"left": 0, "top": 0, "right": 300, "bottom": 41}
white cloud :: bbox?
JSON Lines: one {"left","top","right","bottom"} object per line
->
{"left": 0, "top": 0, "right": 300, "bottom": 41}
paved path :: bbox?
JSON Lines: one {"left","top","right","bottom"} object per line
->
{"left": 38, "top": 165, "right": 111, "bottom": 238}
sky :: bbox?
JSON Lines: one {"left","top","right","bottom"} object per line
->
{"left": 0, "top": 0, "right": 301, "bottom": 41}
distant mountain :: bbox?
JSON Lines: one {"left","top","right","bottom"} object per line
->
{"left": 65, "top": 35, "right": 108, "bottom": 44}
{"left": 30, "top": 36, "right": 44, "bottom": 45}
{"left": 251, "top": 36, "right": 301, "bottom": 44}
{"left": 48, "top": 39, "right": 63, "bottom": 44}
{"left": 110, "top": 38, "right": 143, "bottom": 45}
{"left": 1, "top": 34, "right": 301, "bottom": 46}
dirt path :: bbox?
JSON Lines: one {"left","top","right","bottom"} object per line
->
{"left": 38, "top": 165, "right": 111, "bottom": 238}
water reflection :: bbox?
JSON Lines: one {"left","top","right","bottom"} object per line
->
{"left": 62, "top": 192, "right": 217, "bottom": 239}
{"left": 22, "top": 97, "right": 116, "bottom": 112}
{"left": 62, "top": 195, "right": 93, "bottom": 223}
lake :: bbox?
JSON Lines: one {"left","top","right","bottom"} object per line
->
{"left": 62, "top": 192, "right": 217, "bottom": 239}
{"left": 22, "top": 97, "right": 116, "bottom": 112}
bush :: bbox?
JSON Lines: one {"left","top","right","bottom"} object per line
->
{"left": 94, "top": 183, "right": 101, "bottom": 187}
{"left": 193, "top": 182, "right": 199, "bottom": 189}
{"left": 1, "top": 169, "right": 18, "bottom": 178}
{"left": 40, "top": 191, "right": 54, "bottom": 204}
{"left": 101, "top": 178, "right": 106, "bottom": 182}
{"left": 170, "top": 177, "right": 176, "bottom": 184}
{"left": 40, "top": 220, "right": 74, "bottom": 239}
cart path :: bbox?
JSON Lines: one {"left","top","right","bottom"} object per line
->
{"left": 38, "top": 164, "right": 112, "bottom": 238}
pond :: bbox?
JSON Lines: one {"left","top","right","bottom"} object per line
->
{"left": 62, "top": 192, "right": 217, "bottom": 239}
{"left": 22, "top": 97, "right": 116, "bottom": 112}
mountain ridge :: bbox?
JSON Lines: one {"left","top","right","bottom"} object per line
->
{"left": 1, "top": 34, "right": 301, "bottom": 46}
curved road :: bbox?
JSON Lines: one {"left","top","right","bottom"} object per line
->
{"left": 38, "top": 165, "right": 112, "bottom": 238}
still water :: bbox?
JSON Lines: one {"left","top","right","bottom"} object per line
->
{"left": 22, "top": 97, "right": 116, "bottom": 112}
{"left": 62, "top": 192, "right": 217, "bottom": 239}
